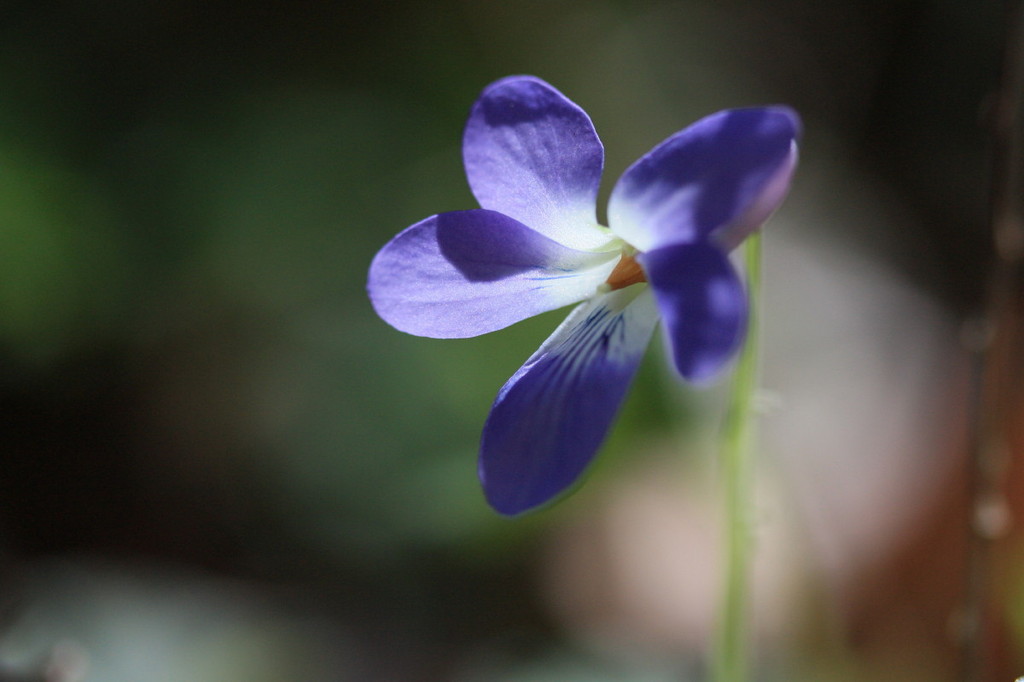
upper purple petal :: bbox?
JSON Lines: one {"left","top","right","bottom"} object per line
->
{"left": 713, "top": 140, "right": 798, "bottom": 251}
{"left": 463, "top": 76, "right": 610, "bottom": 250}
{"left": 639, "top": 242, "right": 747, "bottom": 382}
{"left": 608, "top": 107, "right": 800, "bottom": 252}
{"left": 479, "top": 288, "right": 660, "bottom": 515}
{"left": 368, "top": 209, "right": 617, "bottom": 338}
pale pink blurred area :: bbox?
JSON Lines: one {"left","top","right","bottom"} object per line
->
{"left": 541, "top": 454, "right": 801, "bottom": 655}
{"left": 760, "top": 153, "right": 967, "bottom": 600}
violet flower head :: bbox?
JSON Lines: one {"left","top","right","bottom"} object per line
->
{"left": 368, "top": 76, "right": 800, "bottom": 515}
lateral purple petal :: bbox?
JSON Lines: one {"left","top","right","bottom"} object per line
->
{"left": 608, "top": 107, "right": 800, "bottom": 251}
{"left": 463, "top": 76, "right": 610, "bottom": 250}
{"left": 479, "top": 289, "right": 659, "bottom": 515}
{"left": 367, "top": 209, "right": 616, "bottom": 338}
{"left": 640, "top": 242, "right": 747, "bottom": 383}
{"left": 713, "top": 140, "right": 798, "bottom": 251}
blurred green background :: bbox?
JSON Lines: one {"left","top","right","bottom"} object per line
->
{"left": 0, "top": 0, "right": 1015, "bottom": 680}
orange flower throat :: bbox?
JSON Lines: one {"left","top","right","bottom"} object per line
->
{"left": 604, "top": 254, "right": 647, "bottom": 291}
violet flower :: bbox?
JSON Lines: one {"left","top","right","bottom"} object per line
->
{"left": 368, "top": 76, "right": 799, "bottom": 515}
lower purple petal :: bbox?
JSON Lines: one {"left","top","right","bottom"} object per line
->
{"left": 367, "top": 209, "right": 616, "bottom": 338}
{"left": 479, "top": 288, "right": 659, "bottom": 515}
{"left": 640, "top": 242, "right": 747, "bottom": 382}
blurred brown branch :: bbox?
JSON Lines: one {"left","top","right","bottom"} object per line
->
{"left": 962, "top": 0, "right": 1024, "bottom": 680}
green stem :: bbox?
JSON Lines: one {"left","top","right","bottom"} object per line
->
{"left": 714, "top": 232, "right": 762, "bottom": 682}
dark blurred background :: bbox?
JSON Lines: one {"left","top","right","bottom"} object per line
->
{"left": 0, "top": 0, "right": 1017, "bottom": 680}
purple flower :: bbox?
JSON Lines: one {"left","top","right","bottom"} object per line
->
{"left": 368, "top": 76, "right": 799, "bottom": 515}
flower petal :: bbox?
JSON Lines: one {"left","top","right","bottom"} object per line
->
{"left": 712, "top": 139, "right": 798, "bottom": 251}
{"left": 608, "top": 107, "right": 800, "bottom": 251}
{"left": 463, "top": 76, "right": 610, "bottom": 250}
{"left": 479, "top": 287, "right": 659, "bottom": 515}
{"left": 640, "top": 242, "right": 746, "bottom": 382}
{"left": 368, "top": 209, "right": 617, "bottom": 338}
